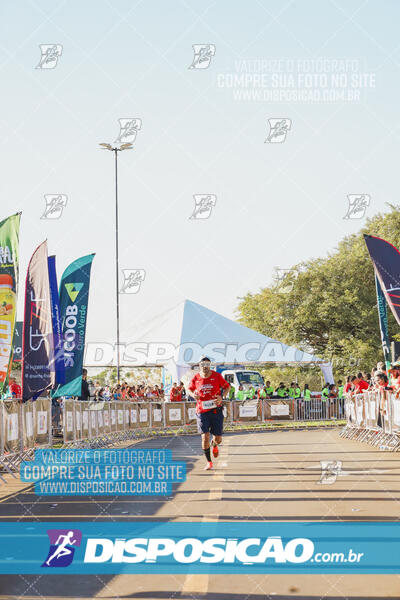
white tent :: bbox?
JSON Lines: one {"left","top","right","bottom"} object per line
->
{"left": 127, "top": 300, "right": 333, "bottom": 384}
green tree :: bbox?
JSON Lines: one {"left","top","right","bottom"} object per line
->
{"left": 237, "top": 205, "right": 400, "bottom": 377}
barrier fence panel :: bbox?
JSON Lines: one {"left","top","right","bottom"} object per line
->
{"left": 233, "top": 399, "right": 262, "bottom": 422}
{"left": 391, "top": 394, "right": 400, "bottom": 433}
{"left": 82, "top": 404, "right": 89, "bottom": 439}
{"left": 294, "top": 397, "right": 343, "bottom": 421}
{"left": 34, "top": 398, "right": 51, "bottom": 448}
{"left": 0, "top": 398, "right": 53, "bottom": 477}
{"left": 3, "top": 400, "right": 19, "bottom": 454}
{"left": 341, "top": 391, "right": 400, "bottom": 451}
{"left": 23, "top": 401, "right": 34, "bottom": 450}
{"left": 129, "top": 404, "right": 138, "bottom": 430}
{"left": 103, "top": 403, "right": 111, "bottom": 433}
{"left": 63, "top": 400, "right": 75, "bottom": 443}
{"left": 96, "top": 403, "right": 104, "bottom": 436}
{"left": 74, "top": 402, "right": 82, "bottom": 441}
{"left": 116, "top": 402, "right": 124, "bottom": 432}
{"left": 264, "top": 400, "right": 293, "bottom": 420}
{"left": 151, "top": 403, "right": 164, "bottom": 429}
{"left": 138, "top": 403, "right": 150, "bottom": 429}
{"left": 185, "top": 402, "right": 196, "bottom": 426}
{"left": 165, "top": 402, "right": 185, "bottom": 427}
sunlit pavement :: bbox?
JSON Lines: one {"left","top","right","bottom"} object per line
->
{"left": 0, "top": 428, "right": 399, "bottom": 599}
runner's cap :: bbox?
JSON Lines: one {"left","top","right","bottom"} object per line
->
{"left": 199, "top": 356, "right": 211, "bottom": 363}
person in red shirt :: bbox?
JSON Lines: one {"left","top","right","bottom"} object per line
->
{"left": 9, "top": 377, "right": 21, "bottom": 400}
{"left": 354, "top": 372, "right": 369, "bottom": 394}
{"left": 343, "top": 376, "right": 354, "bottom": 395}
{"left": 169, "top": 383, "right": 182, "bottom": 402}
{"left": 188, "top": 356, "right": 230, "bottom": 471}
{"left": 389, "top": 362, "right": 400, "bottom": 396}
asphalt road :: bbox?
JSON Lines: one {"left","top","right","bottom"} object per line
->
{"left": 0, "top": 427, "right": 399, "bottom": 599}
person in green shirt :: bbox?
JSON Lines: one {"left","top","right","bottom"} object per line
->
{"left": 258, "top": 387, "right": 267, "bottom": 399}
{"left": 293, "top": 384, "right": 302, "bottom": 415}
{"left": 303, "top": 384, "right": 311, "bottom": 419}
{"left": 321, "top": 385, "right": 329, "bottom": 419}
{"left": 247, "top": 386, "right": 255, "bottom": 399}
{"left": 275, "top": 383, "right": 288, "bottom": 398}
{"left": 228, "top": 384, "right": 235, "bottom": 401}
{"left": 337, "top": 380, "right": 344, "bottom": 418}
{"left": 288, "top": 382, "right": 295, "bottom": 398}
{"left": 264, "top": 381, "right": 274, "bottom": 397}
{"left": 237, "top": 385, "right": 246, "bottom": 401}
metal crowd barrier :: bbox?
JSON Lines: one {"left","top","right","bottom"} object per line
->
{"left": 0, "top": 397, "right": 52, "bottom": 480}
{"left": 294, "top": 396, "right": 345, "bottom": 421}
{"left": 340, "top": 390, "right": 400, "bottom": 451}
{"left": 0, "top": 395, "right": 345, "bottom": 483}
{"left": 60, "top": 396, "right": 336, "bottom": 448}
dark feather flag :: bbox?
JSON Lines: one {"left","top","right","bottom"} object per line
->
{"left": 364, "top": 234, "right": 400, "bottom": 326}
{"left": 22, "top": 241, "right": 55, "bottom": 401}
{"left": 375, "top": 273, "right": 391, "bottom": 367}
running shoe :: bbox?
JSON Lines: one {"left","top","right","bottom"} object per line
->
{"left": 204, "top": 461, "right": 213, "bottom": 470}
{"left": 212, "top": 443, "right": 219, "bottom": 458}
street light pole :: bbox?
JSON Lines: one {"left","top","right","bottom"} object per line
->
{"left": 99, "top": 142, "right": 133, "bottom": 385}
{"left": 114, "top": 148, "right": 120, "bottom": 384}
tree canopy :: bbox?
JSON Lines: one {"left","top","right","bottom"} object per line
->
{"left": 237, "top": 205, "right": 400, "bottom": 377}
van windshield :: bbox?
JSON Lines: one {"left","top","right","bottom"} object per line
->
{"left": 236, "top": 371, "right": 264, "bottom": 386}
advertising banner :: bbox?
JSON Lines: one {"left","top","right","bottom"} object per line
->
{"left": 53, "top": 254, "right": 95, "bottom": 398}
{"left": 0, "top": 212, "right": 20, "bottom": 394}
{"left": 364, "top": 234, "right": 400, "bottom": 327}
{"left": 48, "top": 255, "right": 65, "bottom": 385}
{"left": 22, "top": 241, "right": 55, "bottom": 401}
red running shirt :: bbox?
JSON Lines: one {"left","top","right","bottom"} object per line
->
{"left": 355, "top": 379, "right": 369, "bottom": 393}
{"left": 188, "top": 371, "right": 230, "bottom": 414}
{"left": 10, "top": 383, "right": 21, "bottom": 398}
{"left": 169, "top": 387, "right": 182, "bottom": 402}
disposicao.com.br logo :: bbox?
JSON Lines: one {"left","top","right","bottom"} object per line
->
{"left": 1, "top": 522, "right": 393, "bottom": 574}
{"left": 82, "top": 535, "right": 362, "bottom": 566}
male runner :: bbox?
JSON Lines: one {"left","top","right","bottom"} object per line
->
{"left": 188, "top": 356, "right": 230, "bottom": 470}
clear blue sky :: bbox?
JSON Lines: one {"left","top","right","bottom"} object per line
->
{"left": 1, "top": 0, "right": 399, "bottom": 344}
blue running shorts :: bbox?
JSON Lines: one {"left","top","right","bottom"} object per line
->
{"left": 196, "top": 407, "right": 224, "bottom": 435}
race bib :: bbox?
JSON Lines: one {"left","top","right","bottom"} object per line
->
{"left": 201, "top": 399, "right": 217, "bottom": 410}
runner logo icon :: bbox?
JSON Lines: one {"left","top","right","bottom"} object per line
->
{"left": 42, "top": 529, "right": 82, "bottom": 567}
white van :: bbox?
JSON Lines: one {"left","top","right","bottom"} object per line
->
{"left": 219, "top": 369, "right": 264, "bottom": 394}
